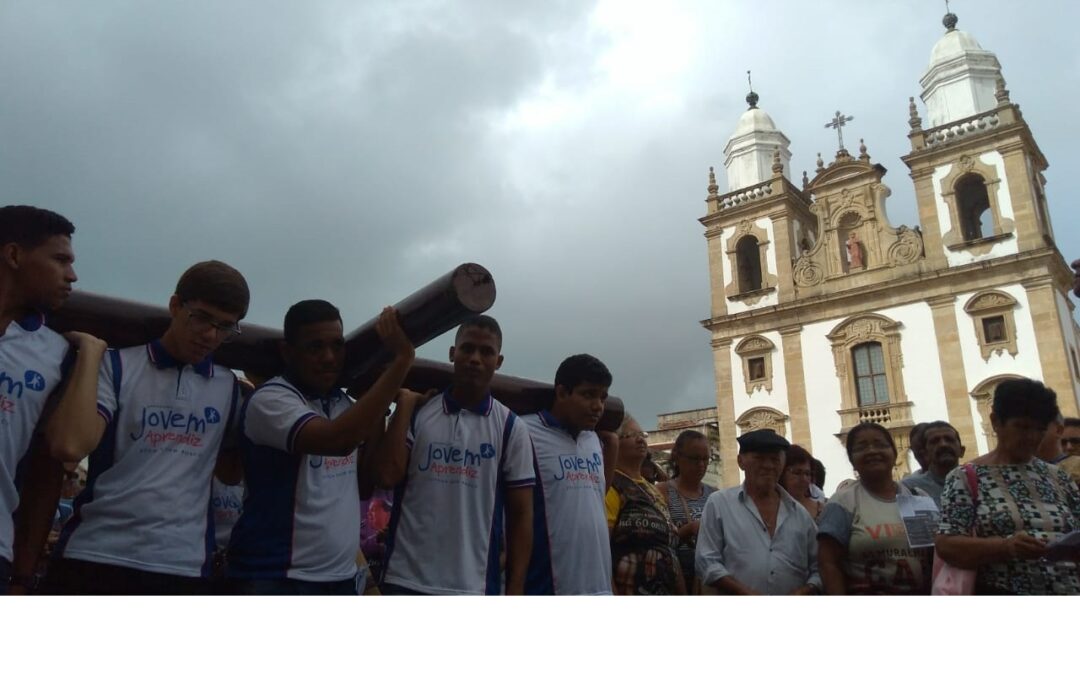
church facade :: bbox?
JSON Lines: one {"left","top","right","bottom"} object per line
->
{"left": 700, "top": 13, "right": 1080, "bottom": 492}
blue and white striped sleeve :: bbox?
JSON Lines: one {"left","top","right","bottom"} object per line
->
{"left": 243, "top": 385, "right": 317, "bottom": 454}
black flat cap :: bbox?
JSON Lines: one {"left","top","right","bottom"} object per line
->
{"left": 737, "top": 429, "right": 791, "bottom": 454}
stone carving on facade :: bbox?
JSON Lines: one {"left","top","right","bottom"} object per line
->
{"left": 886, "top": 225, "right": 924, "bottom": 266}
{"left": 736, "top": 407, "right": 789, "bottom": 435}
{"left": 793, "top": 257, "right": 824, "bottom": 287}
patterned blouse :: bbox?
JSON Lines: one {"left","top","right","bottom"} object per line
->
{"left": 665, "top": 481, "right": 716, "bottom": 587}
{"left": 938, "top": 460, "right": 1080, "bottom": 595}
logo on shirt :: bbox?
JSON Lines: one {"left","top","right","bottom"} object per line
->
{"left": 553, "top": 452, "right": 603, "bottom": 485}
{"left": 24, "top": 370, "right": 46, "bottom": 392}
{"left": 131, "top": 404, "right": 224, "bottom": 448}
{"left": 416, "top": 441, "right": 497, "bottom": 480}
{"left": 0, "top": 369, "right": 47, "bottom": 414}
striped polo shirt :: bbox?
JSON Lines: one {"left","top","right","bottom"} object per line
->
{"left": 524, "top": 410, "right": 612, "bottom": 595}
{"left": 382, "top": 390, "right": 535, "bottom": 595}
{"left": 57, "top": 340, "right": 240, "bottom": 577}
{"left": 226, "top": 376, "right": 360, "bottom": 583}
{"left": 0, "top": 312, "right": 70, "bottom": 562}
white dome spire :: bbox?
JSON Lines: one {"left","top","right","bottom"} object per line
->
{"left": 919, "top": 12, "right": 1002, "bottom": 128}
{"left": 723, "top": 76, "right": 791, "bottom": 192}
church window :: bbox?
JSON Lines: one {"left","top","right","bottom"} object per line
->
{"left": 964, "top": 291, "right": 1019, "bottom": 361}
{"left": 852, "top": 342, "right": 889, "bottom": 406}
{"left": 982, "top": 316, "right": 1006, "bottom": 344}
{"left": 748, "top": 357, "right": 766, "bottom": 381}
{"left": 735, "top": 335, "right": 775, "bottom": 396}
{"left": 736, "top": 235, "right": 762, "bottom": 293}
{"left": 955, "top": 174, "right": 995, "bottom": 241}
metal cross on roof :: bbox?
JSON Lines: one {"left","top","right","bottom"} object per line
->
{"left": 825, "top": 110, "right": 854, "bottom": 151}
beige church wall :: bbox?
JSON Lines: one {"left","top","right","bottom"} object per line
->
{"left": 719, "top": 215, "right": 779, "bottom": 313}
{"left": 728, "top": 329, "right": 791, "bottom": 436}
{"left": 954, "top": 283, "right": 1043, "bottom": 457}
{"left": 799, "top": 302, "right": 949, "bottom": 495}
{"left": 800, "top": 315, "right": 851, "bottom": 495}
{"left": 933, "top": 152, "right": 1020, "bottom": 268}
{"left": 1052, "top": 290, "right": 1080, "bottom": 414}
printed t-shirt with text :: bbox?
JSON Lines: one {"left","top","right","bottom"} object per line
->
{"left": 0, "top": 313, "right": 70, "bottom": 562}
{"left": 524, "top": 411, "right": 611, "bottom": 595}
{"left": 382, "top": 391, "right": 535, "bottom": 595}
{"left": 817, "top": 480, "right": 931, "bottom": 594}
{"left": 226, "top": 377, "right": 360, "bottom": 583}
{"left": 57, "top": 341, "right": 240, "bottom": 578}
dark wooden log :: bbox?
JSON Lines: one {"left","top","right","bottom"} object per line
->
{"left": 49, "top": 263, "right": 497, "bottom": 382}
{"left": 340, "top": 263, "right": 495, "bottom": 382}
{"left": 349, "top": 359, "right": 625, "bottom": 432}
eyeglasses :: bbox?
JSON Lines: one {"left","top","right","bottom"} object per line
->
{"left": 786, "top": 469, "right": 813, "bottom": 478}
{"left": 619, "top": 431, "right": 648, "bottom": 441}
{"left": 185, "top": 306, "right": 242, "bottom": 341}
{"left": 851, "top": 440, "right": 893, "bottom": 454}
{"left": 1062, "top": 437, "right": 1080, "bottom": 445}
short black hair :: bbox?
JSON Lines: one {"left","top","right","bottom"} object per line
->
{"left": 667, "top": 429, "right": 707, "bottom": 478}
{"left": 810, "top": 457, "right": 826, "bottom": 489}
{"left": 455, "top": 314, "right": 502, "bottom": 347}
{"left": 554, "top": 354, "right": 612, "bottom": 392}
{"left": 922, "top": 420, "right": 959, "bottom": 441}
{"left": 1063, "top": 417, "right": 1080, "bottom": 429}
{"left": 284, "top": 299, "right": 342, "bottom": 344}
{"left": 992, "top": 378, "right": 1059, "bottom": 427}
{"left": 909, "top": 422, "right": 930, "bottom": 449}
{"left": 845, "top": 421, "right": 897, "bottom": 462}
{"left": 0, "top": 205, "right": 75, "bottom": 248}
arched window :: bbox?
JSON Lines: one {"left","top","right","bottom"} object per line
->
{"left": 852, "top": 342, "right": 889, "bottom": 406}
{"left": 955, "top": 174, "right": 995, "bottom": 241}
{"left": 736, "top": 235, "right": 762, "bottom": 292}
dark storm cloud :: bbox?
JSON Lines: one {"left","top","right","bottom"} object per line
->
{"left": 2, "top": 0, "right": 1078, "bottom": 429}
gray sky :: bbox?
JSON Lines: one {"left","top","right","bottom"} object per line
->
{"left": 2, "top": 0, "right": 1078, "bottom": 427}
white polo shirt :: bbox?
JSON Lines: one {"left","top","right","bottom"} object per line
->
{"left": 226, "top": 376, "right": 360, "bottom": 583}
{"left": 524, "top": 410, "right": 611, "bottom": 595}
{"left": 57, "top": 340, "right": 240, "bottom": 577}
{"left": 382, "top": 391, "right": 535, "bottom": 595}
{"left": 0, "top": 312, "right": 70, "bottom": 562}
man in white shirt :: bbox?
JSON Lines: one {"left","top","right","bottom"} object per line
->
{"left": 44, "top": 260, "right": 250, "bottom": 594}
{"left": 524, "top": 354, "right": 618, "bottom": 595}
{"left": 0, "top": 206, "right": 94, "bottom": 594}
{"left": 374, "top": 315, "right": 534, "bottom": 595}
{"left": 696, "top": 429, "right": 821, "bottom": 595}
{"left": 226, "top": 300, "right": 414, "bottom": 594}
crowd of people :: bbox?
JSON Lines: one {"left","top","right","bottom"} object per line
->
{"left": 2, "top": 204, "right": 1080, "bottom": 595}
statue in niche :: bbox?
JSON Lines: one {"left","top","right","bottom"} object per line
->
{"left": 846, "top": 231, "right": 864, "bottom": 269}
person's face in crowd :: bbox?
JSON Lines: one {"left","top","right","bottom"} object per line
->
{"left": 1037, "top": 419, "right": 1064, "bottom": 459}
{"left": 366, "top": 499, "right": 391, "bottom": 531}
{"left": 780, "top": 460, "right": 813, "bottom": 499}
{"left": 675, "top": 437, "right": 710, "bottom": 485}
{"left": 5, "top": 235, "right": 77, "bottom": 311}
{"left": 992, "top": 414, "right": 1048, "bottom": 461}
{"left": 283, "top": 319, "right": 346, "bottom": 396}
{"left": 739, "top": 449, "right": 786, "bottom": 493}
{"left": 166, "top": 296, "right": 241, "bottom": 365}
{"left": 553, "top": 381, "right": 607, "bottom": 432}
{"left": 450, "top": 326, "right": 502, "bottom": 393}
{"left": 849, "top": 428, "right": 897, "bottom": 481}
{"left": 924, "top": 426, "right": 964, "bottom": 477}
{"left": 1061, "top": 425, "right": 1080, "bottom": 457}
{"left": 618, "top": 419, "right": 649, "bottom": 468}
